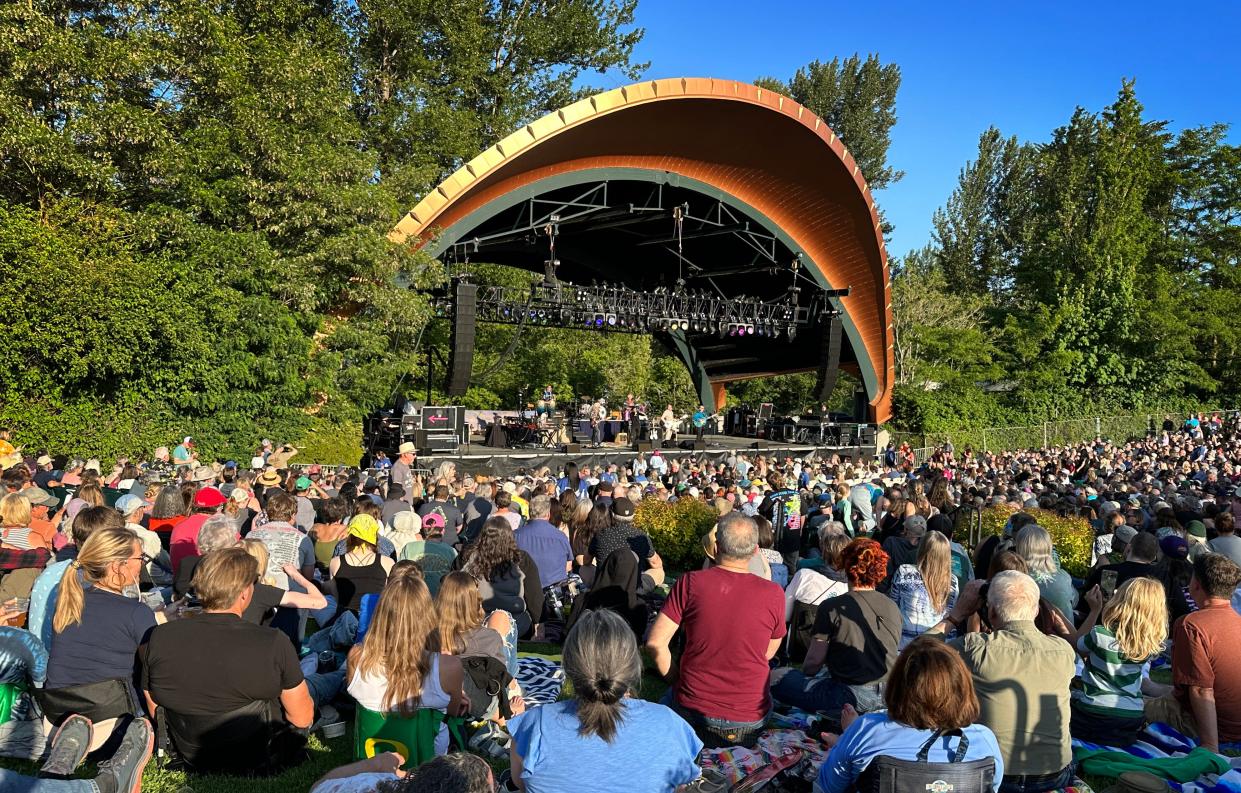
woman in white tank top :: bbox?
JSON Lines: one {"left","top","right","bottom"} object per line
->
{"left": 345, "top": 567, "right": 467, "bottom": 756}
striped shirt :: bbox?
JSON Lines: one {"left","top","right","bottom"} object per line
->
{"left": 1073, "top": 625, "right": 1152, "bottom": 717}
{"left": 0, "top": 526, "right": 34, "bottom": 550}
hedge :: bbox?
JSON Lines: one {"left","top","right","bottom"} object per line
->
{"left": 979, "top": 505, "right": 1094, "bottom": 579}
{"left": 634, "top": 498, "right": 718, "bottom": 572}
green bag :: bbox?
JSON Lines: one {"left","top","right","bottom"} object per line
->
{"left": 352, "top": 703, "right": 465, "bottom": 771}
{"left": 0, "top": 681, "right": 25, "bottom": 724}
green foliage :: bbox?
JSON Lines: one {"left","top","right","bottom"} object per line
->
{"left": 757, "top": 54, "right": 903, "bottom": 193}
{"left": 978, "top": 506, "right": 1094, "bottom": 579}
{"left": 0, "top": 0, "right": 644, "bottom": 458}
{"left": 633, "top": 497, "right": 716, "bottom": 572}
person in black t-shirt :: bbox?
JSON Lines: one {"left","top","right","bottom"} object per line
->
{"left": 142, "top": 548, "right": 337, "bottom": 775}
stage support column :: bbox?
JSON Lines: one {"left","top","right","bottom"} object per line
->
{"left": 664, "top": 330, "right": 715, "bottom": 409}
{"left": 711, "top": 382, "right": 727, "bottom": 412}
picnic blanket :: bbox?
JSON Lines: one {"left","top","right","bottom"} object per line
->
{"left": 1074, "top": 723, "right": 1241, "bottom": 792}
{"left": 516, "top": 657, "right": 563, "bottom": 707}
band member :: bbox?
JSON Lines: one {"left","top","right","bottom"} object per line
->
{"left": 536, "top": 384, "right": 555, "bottom": 418}
{"left": 590, "top": 399, "right": 606, "bottom": 446}
{"left": 625, "top": 393, "right": 639, "bottom": 441}
{"left": 692, "top": 404, "right": 709, "bottom": 442}
{"left": 660, "top": 404, "right": 678, "bottom": 442}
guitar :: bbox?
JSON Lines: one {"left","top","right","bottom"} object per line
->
{"left": 662, "top": 414, "right": 689, "bottom": 434}
{"left": 692, "top": 412, "right": 722, "bottom": 429}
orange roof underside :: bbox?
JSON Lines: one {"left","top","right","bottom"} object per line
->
{"left": 394, "top": 78, "right": 893, "bottom": 423}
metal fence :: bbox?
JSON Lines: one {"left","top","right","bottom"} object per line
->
{"left": 894, "top": 409, "right": 1240, "bottom": 460}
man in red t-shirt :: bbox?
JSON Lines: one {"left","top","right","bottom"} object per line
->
{"left": 646, "top": 512, "right": 785, "bottom": 747}
{"left": 1146, "top": 553, "right": 1241, "bottom": 750}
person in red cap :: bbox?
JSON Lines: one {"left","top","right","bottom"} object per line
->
{"left": 170, "top": 487, "right": 226, "bottom": 576}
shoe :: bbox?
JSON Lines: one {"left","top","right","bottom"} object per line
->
{"left": 311, "top": 703, "right": 340, "bottom": 732}
{"left": 95, "top": 717, "right": 154, "bottom": 793}
{"left": 39, "top": 714, "right": 93, "bottom": 779}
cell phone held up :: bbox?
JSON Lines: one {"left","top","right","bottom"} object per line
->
{"left": 1101, "top": 569, "right": 1119, "bottom": 599}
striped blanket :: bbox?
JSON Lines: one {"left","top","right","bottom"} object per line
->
{"left": 516, "top": 656, "right": 564, "bottom": 707}
{"left": 1073, "top": 723, "right": 1241, "bottom": 792}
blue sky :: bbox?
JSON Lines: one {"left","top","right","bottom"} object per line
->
{"left": 605, "top": 2, "right": 1241, "bottom": 259}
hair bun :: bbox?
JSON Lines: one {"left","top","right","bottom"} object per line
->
{"left": 595, "top": 678, "right": 623, "bottom": 704}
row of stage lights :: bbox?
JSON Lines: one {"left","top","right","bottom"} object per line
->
{"left": 449, "top": 302, "right": 797, "bottom": 339}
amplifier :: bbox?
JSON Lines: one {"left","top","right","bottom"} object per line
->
{"left": 416, "top": 430, "right": 459, "bottom": 454}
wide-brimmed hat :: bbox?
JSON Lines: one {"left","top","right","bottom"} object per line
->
{"left": 256, "top": 468, "right": 282, "bottom": 487}
{"left": 191, "top": 466, "right": 216, "bottom": 483}
{"left": 398, "top": 441, "right": 417, "bottom": 455}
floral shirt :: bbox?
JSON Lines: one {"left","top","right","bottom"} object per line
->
{"left": 888, "top": 563, "right": 958, "bottom": 648}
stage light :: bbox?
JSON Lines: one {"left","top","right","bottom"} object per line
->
{"left": 607, "top": 314, "right": 617, "bottom": 326}
{"left": 679, "top": 320, "right": 690, "bottom": 332}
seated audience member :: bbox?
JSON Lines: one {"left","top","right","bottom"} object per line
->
{"left": 382, "top": 510, "right": 422, "bottom": 555}
{"left": 2, "top": 492, "right": 47, "bottom": 550}
{"left": 930, "top": 571, "right": 1076, "bottom": 793}
{"left": 888, "top": 529, "right": 958, "bottom": 648}
{"left": 458, "top": 517, "right": 543, "bottom": 639}
{"left": 514, "top": 495, "right": 572, "bottom": 590}
{"left": 646, "top": 512, "right": 784, "bottom": 748}
{"left": 239, "top": 538, "right": 327, "bottom": 627}
{"left": 1071, "top": 577, "right": 1168, "bottom": 745}
{"left": 1207, "top": 512, "right": 1241, "bottom": 567}
{"left": 881, "top": 514, "right": 926, "bottom": 586}
{"left": 772, "top": 538, "right": 900, "bottom": 718}
{"left": 436, "top": 571, "right": 520, "bottom": 678}
{"left": 311, "top": 496, "right": 351, "bottom": 570}
{"left": 173, "top": 514, "right": 239, "bottom": 597}
{"left": 1015, "top": 524, "right": 1077, "bottom": 623}
{"left": 399, "top": 513, "right": 457, "bottom": 596}
{"left": 419, "top": 484, "right": 465, "bottom": 546}
{"left": 510, "top": 609, "right": 702, "bottom": 792}
{"left": 815, "top": 637, "right": 1004, "bottom": 793}
{"left": 755, "top": 516, "right": 788, "bottom": 586}
{"left": 311, "top": 751, "right": 495, "bottom": 793}
{"left": 329, "top": 515, "right": 394, "bottom": 618}
{"left": 491, "top": 490, "right": 522, "bottom": 532}
{"left": 21, "top": 485, "right": 61, "bottom": 550}
{"left": 1145, "top": 553, "right": 1241, "bottom": 751}
{"left": 44, "top": 528, "right": 158, "bottom": 741}
{"left": 142, "top": 548, "right": 324, "bottom": 775}
{"left": 0, "top": 715, "right": 154, "bottom": 793}
{"left": 115, "top": 493, "right": 172, "bottom": 589}
{"left": 147, "top": 484, "right": 189, "bottom": 544}
{"left": 587, "top": 498, "right": 664, "bottom": 592}
{"left": 983, "top": 551, "right": 1103, "bottom": 645}
{"left": 169, "top": 486, "right": 226, "bottom": 576}
{"left": 973, "top": 512, "right": 1037, "bottom": 583}
{"left": 247, "top": 491, "right": 316, "bottom": 590}
{"left": 1083, "top": 531, "right": 1159, "bottom": 595}
{"left": 346, "top": 568, "right": 468, "bottom": 757}
{"left": 785, "top": 532, "right": 851, "bottom": 623}
{"left": 29, "top": 506, "right": 121, "bottom": 651}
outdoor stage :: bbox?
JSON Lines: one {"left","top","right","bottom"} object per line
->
{"left": 416, "top": 433, "right": 882, "bottom": 477}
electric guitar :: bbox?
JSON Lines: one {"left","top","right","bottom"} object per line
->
{"left": 692, "top": 412, "right": 722, "bottom": 429}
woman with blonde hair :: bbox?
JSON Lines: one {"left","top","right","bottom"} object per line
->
{"left": 346, "top": 573, "right": 468, "bottom": 755}
{"left": 1071, "top": 577, "right": 1168, "bottom": 744}
{"left": 44, "top": 528, "right": 158, "bottom": 737}
{"left": 1015, "top": 524, "right": 1078, "bottom": 623}
{"left": 0, "top": 492, "right": 37, "bottom": 550}
{"left": 887, "top": 530, "right": 958, "bottom": 647}
{"left": 436, "top": 572, "right": 524, "bottom": 718}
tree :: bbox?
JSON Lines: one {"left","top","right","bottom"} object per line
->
{"left": 932, "top": 128, "right": 1035, "bottom": 298}
{"left": 757, "top": 54, "right": 903, "bottom": 193}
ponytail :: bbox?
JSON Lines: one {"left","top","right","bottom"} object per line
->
{"left": 53, "top": 528, "right": 138, "bottom": 633}
{"left": 562, "top": 609, "right": 641, "bottom": 743}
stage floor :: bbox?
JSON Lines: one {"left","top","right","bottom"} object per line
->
{"left": 420, "top": 434, "right": 880, "bottom": 477}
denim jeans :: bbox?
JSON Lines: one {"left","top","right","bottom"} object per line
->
{"left": 661, "top": 688, "right": 766, "bottom": 749}
{"left": 997, "top": 763, "right": 1075, "bottom": 793}
{"left": 0, "top": 771, "right": 98, "bottom": 793}
{"left": 770, "top": 670, "right": 884, "bottom": 717}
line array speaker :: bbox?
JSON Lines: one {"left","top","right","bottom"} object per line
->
{"left": 446, "top": 282, "right": 478, "bottom": 396}
{"left": 812, "top": 315, "right": 843, "bottom": 404}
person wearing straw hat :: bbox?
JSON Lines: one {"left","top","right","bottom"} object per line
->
{"left": 256, "top": 466, "right": 283, "bottom": 489}
{"left": 390, "top": 442, "right": 417, "bottom": 494}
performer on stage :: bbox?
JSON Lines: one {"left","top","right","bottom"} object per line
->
{"left": 536, "top": 383, "right": 555, "bottom": 420}
{"left": 590, "top": 399, "right": 606, "bottom": 446}
{"left": 692, "top": 404, "right": 709, "bottom": 442}
{"left": 625, "top": 393, "right": 639, "bottom": 441}
{"left": 660, "top": 404, "right": 678, "bottom": 443}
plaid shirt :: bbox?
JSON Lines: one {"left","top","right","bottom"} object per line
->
{"left": 0, "top": 545, "right": 50, "bottom": 572}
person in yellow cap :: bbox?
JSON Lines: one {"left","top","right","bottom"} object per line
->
{"left": 328, "top": 515, "right": 394, "bottom": 619}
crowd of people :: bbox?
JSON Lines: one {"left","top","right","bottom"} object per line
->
{"left": 0, "top": 411, "right": 1237, "bottom": 792}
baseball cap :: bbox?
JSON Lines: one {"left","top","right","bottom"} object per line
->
{"left": 23, "top": 487, "right": 59, "bottom": 508}
{"left": 904, "top": 515, "right": 928, "bottom": 538}
{"left": 1159, "top": 535, "right": 1189, "bottom": 560}
{"left": 611, "top": 497, "right": 635, "bottom": 519}
{"left": 193, "top": 487, "right": 227, "bottom": 508}
{"left": 308, "top": 464, "right": 322, "bottom": 477}
{"left": 421, "top": 512, "right": 446, "bottom": 531}
{"left": 1114, "top": 525, "right": 1138, "bottom": 544}
{"left": 36, "top": 455, "right": 52, "bottom": 466}
{"left": 114, "top": 494, "right": 146, "bottom": 516}
{"left": 295, "top": 476, "right": 312, "bottom": 491}
{"left": 348, "top": 514, "right": 380, "bottom": 545}
{"left": 1186, "top": 520, "right": 1207, "bottom": 539}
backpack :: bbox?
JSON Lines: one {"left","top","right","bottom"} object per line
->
{"left": 460, "top": 655, "right": 514, "bottom": 721}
